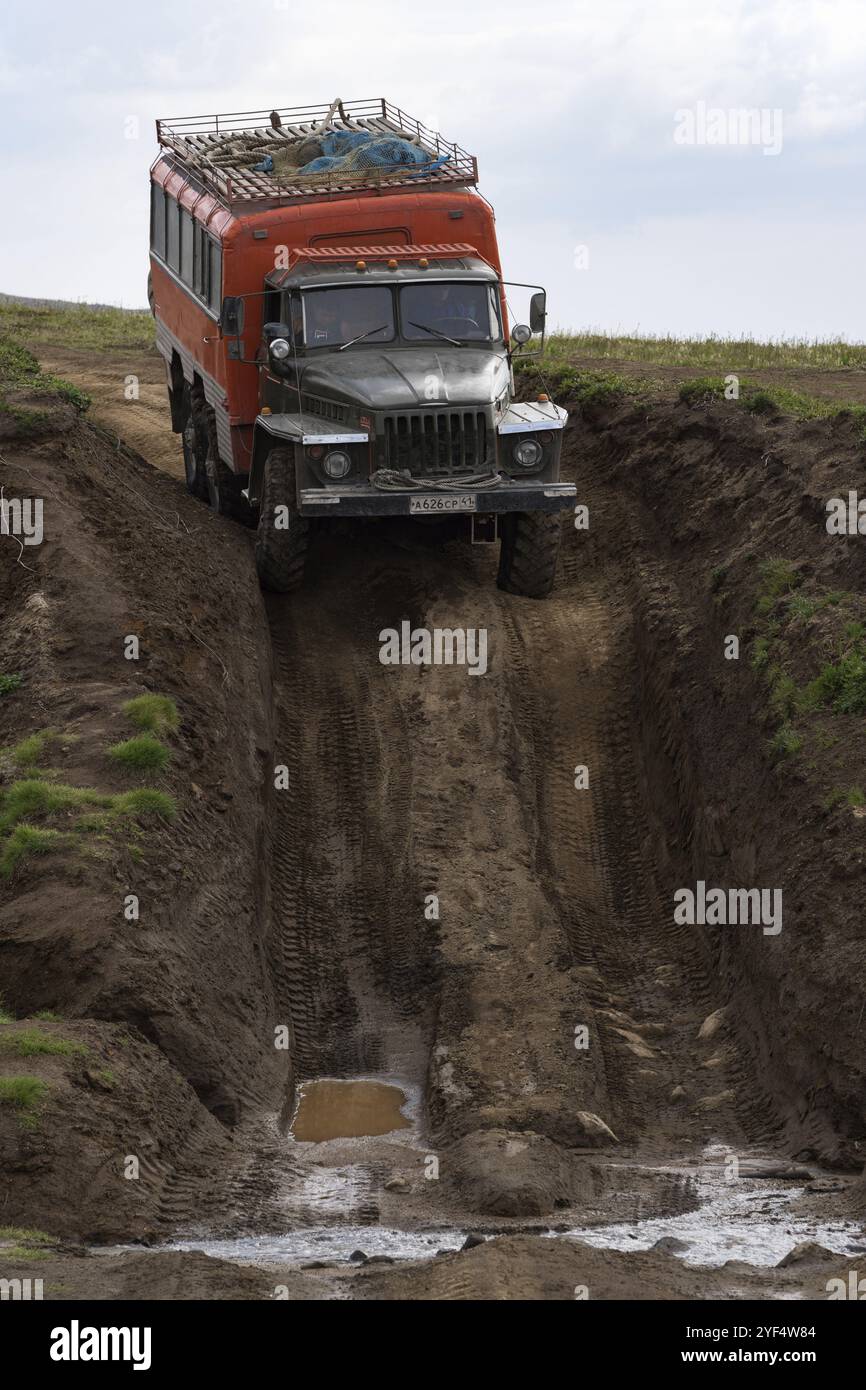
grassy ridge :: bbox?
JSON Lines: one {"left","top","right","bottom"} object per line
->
{"left": 541, "top": 330, "right": 866, "bottom": 371}
{"left": 0, "top": 299, "right": 154, "bottom": 354}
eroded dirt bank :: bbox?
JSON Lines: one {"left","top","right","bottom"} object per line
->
{"left": 0, "top": 403, "right": 280, "bottom": 1239}
{"left": 1, "top": 363, "right": 865, "bottom": 1297}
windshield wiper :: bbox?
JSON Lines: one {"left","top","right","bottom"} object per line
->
{"left": 408, "top": 320, "right": 462, "bottom": 346}
{"left": 337, "top": 324, "right": 389, "bottom": 351}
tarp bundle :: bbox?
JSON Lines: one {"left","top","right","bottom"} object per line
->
{"left": 297, "top": 130, "right": 450, "bottom": 179}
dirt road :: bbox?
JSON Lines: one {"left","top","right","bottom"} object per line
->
{"left": 2, "top": 348, "right": 865, "bottom": 1298}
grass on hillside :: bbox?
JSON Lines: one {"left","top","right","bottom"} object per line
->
{"left": 0, "top": 1028, "right": 86, "bottom": 1059}
{"left": 515, "top": 355, "right": 866, "bottom": 428}
{"left": 540, "top": 329, "right": 866, "bottom": 371}
{"left": 0, "top": 299, "right": 154, "bottom": 354}
{"left": 748, "top": 558, "right": 866, "bottom": 768}
{"left": 0, "top": 1076, "right": 49, "bottom": 1124}
{"left": 0, "top": 338, "right": 90, "bottom": 431}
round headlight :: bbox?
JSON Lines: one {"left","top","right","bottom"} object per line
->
{"left": 511, "top": 323, "right": 532, "bottom": 345}
{"left": 270, "top": 337, "right": 291, "bottom": 360}
{"left": 513, "top": 438, "right": 543, "bottom": 469}
{"left": 323, "top": 450, "right": 351, "bottom": 479}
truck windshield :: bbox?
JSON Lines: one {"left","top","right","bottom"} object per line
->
{"left": 303, "top": 287, "right": 395, "bottom": 347}
{"left": 400, "top": 283, "right": 501, "bottom": 342}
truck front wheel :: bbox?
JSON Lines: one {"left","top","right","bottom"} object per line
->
{"left": 497, "top": 511, "right": 562, "bottom": 599}
{"left": 254, "top": 446, "right": 309, "bottom": 593}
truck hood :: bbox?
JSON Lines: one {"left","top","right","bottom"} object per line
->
{"left": 297, "top": 346, "right": 510, "bottom": 411}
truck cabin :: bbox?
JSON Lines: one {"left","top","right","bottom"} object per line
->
{"left": 260, "top": 256, "right": 506, "bottom": 359}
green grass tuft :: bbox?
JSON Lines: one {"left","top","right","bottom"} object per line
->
{"left": 0, "top": 779, "right": 112, "bottom": 834}
{"left": 108, "top": 734, "right": 171, "bottom": 772}
{"left": 769, "top": 724, "right": 803, "bottom": 759}
{"left": 0, "top": 1226, "right": 52, "bottom": 1246}
{"left": 122, "top": 694, "right": 179, "bottom": 736}
{"left": 0, "top": 336, "right": 90, "bottom": 414}
{"left": 756, "top": 558, "right": 801, "bottom": 614}
{"left": 8, "top": 729, "right": 58, "bottom": 769}
{"left": 802, "top": 650, "right": 866, "bottom": 715}
{"left": 112, "top": 788, "right": 176, "bottom": 818}
{"left": 0, "top": 1076, "right": 48, "bottom": 1111}
{"left": 0, "top": 1029, "right": 86, "bottom": 1058}
{"left": 0, "top": 825, "right": 66, "bottom": 877}
{"left": 0, "top": 674, "right": 22, "bottom": 697}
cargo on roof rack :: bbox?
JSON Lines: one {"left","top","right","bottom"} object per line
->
{"left": 154, "top": 97, "right": 479, "bottom": 209}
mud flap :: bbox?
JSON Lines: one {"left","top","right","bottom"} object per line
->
{"left": 471, "top": 513, "right": 499, "bottom": 544}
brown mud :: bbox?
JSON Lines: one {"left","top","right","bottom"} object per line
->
{"left": 1, "top": 349, "right": 865, "bottom": 1298}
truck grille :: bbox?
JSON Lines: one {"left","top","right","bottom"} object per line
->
{"left": 382, "top": 410, "right": 488, "bottom": 478}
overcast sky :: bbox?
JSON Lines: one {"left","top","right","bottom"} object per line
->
{"left": 1, "top": 0, "right": 864, "bottom": 339}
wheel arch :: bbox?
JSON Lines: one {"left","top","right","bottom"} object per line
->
{"left": 249, "top": 422, "right": 301, "bottom": 508}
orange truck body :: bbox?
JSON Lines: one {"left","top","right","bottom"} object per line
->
{"left": 149, "top": 105, "right": 504, "bottom": 478}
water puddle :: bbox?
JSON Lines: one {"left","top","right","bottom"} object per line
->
{"left": 169, "top": 1226, "right": 463, "bottom": 1267}
{"left": 562, "top": 1152, "right": 862, "bottom": 1268}
{"left": 290, "top": 1078, "right": 411, "bottom": 1141}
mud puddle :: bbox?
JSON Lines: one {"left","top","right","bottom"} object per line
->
{"left": 290, "top": 1079, "right": 411, "bottom": 1141}
{"left": 563, "top": 1150, "right": 862, "bottom": 1268}
{"left": 168, "top": 1226, "right": 464, "bottom": 1267}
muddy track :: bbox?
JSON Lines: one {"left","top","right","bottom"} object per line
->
{"left": 242, "top": 495, "right": 764, "bottom": 1200}
{"left": 266, "top": 554, "right": 437, "bottom": 1086}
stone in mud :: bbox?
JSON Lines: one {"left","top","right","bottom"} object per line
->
{"left": 738, "top": 1160, "right": 813, "bottom": 1180}
{"left": 697, "top": 1008, "right": 726, "bottom": 1041}
{"left": 574, "top": 1111, "right": 619, "bottom": 1146}
{"left": 349, "top": 1250, "right": 368, "bottom": 1264}
{"left": 384, "top": 1176, "right": 410, "bottom": 1193}
{"left": 670, "top": 1085, "right": 688, "bottom": 1102}
{"left": 651, "top": 1236, "right": 690, "bottom": 1254}
{"left": 448, "top": 1129, "right": 592, "bottom": 1217}
{"left": 776, "top": 1241, "right": 839, "bottom": 1268}
{"left": 613, "top": 1028, "right": 655, "bottom": 1059}
{"left": 700, "top": 1052, "right": 729, "bottom": 1070}
{"left": 461, "top": 1233, "right": 486, "bottom": 1250}
{"left": 694, "top": 1089, "right": 736, "bottom": 1112}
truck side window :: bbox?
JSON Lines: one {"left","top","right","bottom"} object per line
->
{"left": 166, "top": 196, "right": 180, "bottom": 274}
{"left": 180, "top": 210, "right": 194, "bottom": 286}
{"left": 150, "top": 184, "right": 166, "bottom": 259}
{"left": 208, "top": 242, "right": 222, "bottom": 312}
{"left": 193, "top": 225, "right": 207, "bottom": 298}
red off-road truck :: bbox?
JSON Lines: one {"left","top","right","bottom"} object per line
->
{"left": 148, "top": 98, "right": 574, "bottom": 596}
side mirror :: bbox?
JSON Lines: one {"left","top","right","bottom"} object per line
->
{"left": 529, "top": 291, "right": 546, "bottom": 334}
{"left": 221, "top": 296, "right": 245, "bottom": 336}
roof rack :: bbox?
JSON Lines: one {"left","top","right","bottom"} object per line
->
{"left": 154, "top": 98, "right": 479, "bottom": 209}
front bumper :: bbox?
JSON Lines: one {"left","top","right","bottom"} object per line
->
{"left": 298, "top": 480, "right": 576, "bottom": 518}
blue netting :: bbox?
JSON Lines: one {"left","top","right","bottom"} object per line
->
{"left": 298, "top": 155, "right": 345, "bottom": 173}
{"left": 296, "top": 130, "right": 451, "bottom": 179}
{"left": 319, "top": 130, "right": 376, "bottom": 157}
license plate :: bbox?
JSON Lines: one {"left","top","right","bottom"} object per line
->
{"left": 409, "top": 494, "right": 477, "bottom": 514}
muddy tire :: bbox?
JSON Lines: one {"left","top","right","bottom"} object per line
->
{"left": 192, "top": 385, "right": 251, "bottom": 524}
{"left": 181, "top": 394, "right": 209, "bottom": 500}
{"left": 255, "top": 446, "right": 309, "bottom": 593}
{"left": 204, "top": 443, "right": 247, "bottom": 520}
{"left": 497, "top": 511, "right": 562, "bottom": 599}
